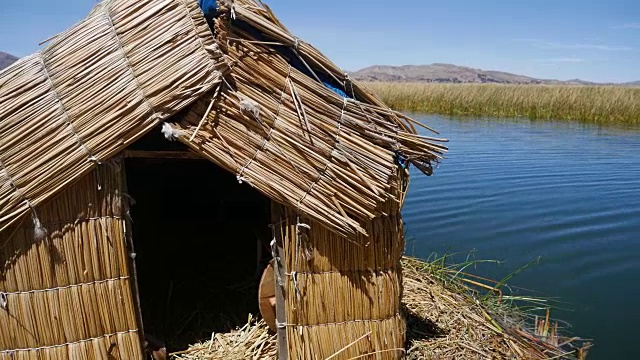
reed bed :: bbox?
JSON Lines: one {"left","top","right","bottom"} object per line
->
{"left": 0, "top": 0, "right": 225, "bottom": 235}
{"left": 177, "top": 257, "right": 590, "bottom": 360}
{"left": 174, "top": 0, "right": 447, "bottom": 238}
{"left": 365, "top": 82, "right": 640, "bottom": 126}
{"left": 0, "top": 161, "right": 143, "bottom": 359}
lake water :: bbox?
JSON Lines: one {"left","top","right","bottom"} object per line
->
{"left": 403, "top": 115, "right": 640, "bottom": 359}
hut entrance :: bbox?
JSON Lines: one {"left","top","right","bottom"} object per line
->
{"left": 123, "top": 132, "right": 272, "bottom": 352}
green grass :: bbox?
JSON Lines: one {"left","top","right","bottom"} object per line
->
{"left": 364, "top": 82, "right": 640, "bottom": 126}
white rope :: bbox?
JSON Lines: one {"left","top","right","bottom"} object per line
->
{"left": 0, "top": 292, "right": 7, "bottom": 311}
{"left": 273, "top": 313, "right": 401, "bottom": 329}
{"left": 0, "top": 330, "right": 139, "bottom": 354}
{"left": 2, "top": 276, "right": 130, "bottom": 296}
{"left": 270, "top": 239, "right": 284, "bottom": 287}
{"left": 236, "top": 65, "right": 291, "bottom": 183}
{"left": 25, "top": 200, "right": 47, "bottom": 241}
{"left": 102, "top": 11, "right": 159, "bottom": 122}
{"left": 38, "top": 54, "right": 100, "bottom": 165}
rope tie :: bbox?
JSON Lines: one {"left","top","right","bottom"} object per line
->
{"left": 295, "top": 96, "right": 347, "bottom": 216}
{"left": 291, "top": 271, "right": 300, "bottom": 300}
{"left": 0, "top": 292, "right": 7, "bottom": 311}
{"left": 230, "top": 4, "right": 237, "bottom": 19}
{"left": 270, "top": 239, "right": 284, "bottom": 287}
{"left": 236, "top": 65, "right": 291, "bottom": 184}
{"left": 2, "top": 276, "right": 131, "bottom": 296}
{"left": 103, "top": 11, "right": 159, "bottom": 123}
{"left": 26, "top": 200, "right": 47, "bottom": 241}
{"left": 272, "top": 313, "right": 401, "bottom": 329}
{"left": 293, "top": 37, "right": 301, "bottom": 52}
{"left": 0, "top": 330, "right": 139, "bottom": 354}
{"left": 239, "top": 99, "right": 261, "bottom": 122}
{"left": 292, "top": 216, "right": 311, "bottom": 300}
{"left": 38, "top": 55, "right": 101, "bottom": 165}
{"left": 161, "top": 123, "right": 185, "bottom": 141}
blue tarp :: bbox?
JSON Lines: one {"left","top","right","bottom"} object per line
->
{"left": 198, "top": 0, "right": 217, "bottom": 18}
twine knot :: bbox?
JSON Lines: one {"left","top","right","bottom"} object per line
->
{"left": 0, "top": 292, "right": 7, "bottom": 311}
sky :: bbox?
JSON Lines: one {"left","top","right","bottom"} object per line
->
{"left": 1, "top": 0, "right": 639, "bottom": 83}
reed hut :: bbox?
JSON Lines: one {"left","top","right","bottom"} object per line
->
{"left": 0, "top": 0, "right": 447, "bottom": 359}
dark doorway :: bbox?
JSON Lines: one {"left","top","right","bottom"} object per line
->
{"left": 124, "top": 130, "right": 272, "bottom": 352}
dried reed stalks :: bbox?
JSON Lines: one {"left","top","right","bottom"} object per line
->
{"left": 173, "top": 0, "right": 448, "bottom": 238}
{"left": 0, "top": 161, "right": 143, "bottom": 359}
{"left": 179, "top": 257, "right": 591, "bottom": 360}
{"left": 403, "top": 257, "right": 591, "bottom": 360}
{"left": 0, "top": 0, "right": 225, "bottom": 236}
{"left": 266, "top": 206, "right": 405, "bottom": 359}
{"left": 174, "top": 315, "right": 277, "bottom": 360}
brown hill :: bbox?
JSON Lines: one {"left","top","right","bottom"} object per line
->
{"left": 349, "top": 63, "right": 633, "bottom": 85}
{"left": 0, "top": 52, "right": 18, "bottom": 70}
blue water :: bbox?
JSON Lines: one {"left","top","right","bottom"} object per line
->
{"left": 402, "top": 115, "right": 640, "bottom": 359}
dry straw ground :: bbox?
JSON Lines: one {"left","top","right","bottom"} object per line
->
{"left": 365, "top": 82, "right": 640, "bottom": 126}
{"left": 174, "top": 257, "right": 591, "bottom": 360}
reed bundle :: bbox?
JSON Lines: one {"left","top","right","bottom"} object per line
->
{"left": 266, "top": 207, "right": 405, "bottom": 359}
{"left": 0, "top": 161, "right": 143, "bottom": 359}
{"left": 0, "top": 0, "right": 225, "bottom": 236}
{"left": 403, "top": 257, "right": 591, "bottom": 360}
{"left": 173, "top": 0, "right": 448, "bottom": 237}
{"left": 180, "top": 257, "right": 590, "bottom": 360}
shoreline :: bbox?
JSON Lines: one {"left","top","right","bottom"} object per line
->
{"left": 363, "top": 82, "right": 640, "bottom": 126}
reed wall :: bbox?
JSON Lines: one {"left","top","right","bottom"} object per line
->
{"left": 0, "top": 161, "right": 143, "bottom": 359}
{"left": 275, "top": 206, "right": 406, "bottom": 360}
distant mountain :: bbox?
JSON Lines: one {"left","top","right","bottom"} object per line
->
{"left": 0, "top": 51, "right": 18, "bottom": 70}
{"left": 623, "top": 81, "right": 640, "bottom": 87}
{"left": 350, "top": 63, "right": 636, "bottom": 86}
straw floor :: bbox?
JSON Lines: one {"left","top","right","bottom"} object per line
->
{"left": 176, "top": 257, "right": 590, "bottom": 360}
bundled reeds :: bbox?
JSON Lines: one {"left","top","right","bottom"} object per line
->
{"left": 0, "top": 0, "right": 226, "bottom": 235}
{"left": 172, "top": 0, "right": 448, "bottom": 238}
{"left": 0, "top": 160, "right": 143, "bottom": 359}
{"left": 178, "top": 257, "right": 591, "bottom": 360}
{"left": 270, "top": 206, "right": 405, "bottom": 359}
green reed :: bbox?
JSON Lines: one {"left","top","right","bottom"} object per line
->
{"left": 364, "top": 82, "right": 640, "bottom": 126}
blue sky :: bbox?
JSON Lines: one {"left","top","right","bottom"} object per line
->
{"left": 1, "top": 0, "right": 639, "bottom": 82}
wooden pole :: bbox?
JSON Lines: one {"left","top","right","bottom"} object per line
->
{"left": 270, "top": 202, "right": 289, "bottom": 360}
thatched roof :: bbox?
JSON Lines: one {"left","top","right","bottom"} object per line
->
{"left": 0, "top": 0, "right": 225, "bottom": 235}
{"left": 0, "top": 0, "right": 447, "bottom": 238}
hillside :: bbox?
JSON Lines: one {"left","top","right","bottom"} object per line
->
{"left": 350, "top": 63, "right": 636, "bottom": 86}
{"left": 0, "top": 52, "right": 18, "bottom": 70}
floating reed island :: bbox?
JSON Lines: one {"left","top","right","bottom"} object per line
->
{"left": 175, "top": 257, "right": 592, "bottom": 360}
{"left": 0, "top": 0, "right": 589, "bottom": 359}
{"left": 365, "top": 82, "right": 640, "bottom": 126}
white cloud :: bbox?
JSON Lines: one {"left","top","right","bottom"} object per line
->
{"left": 612, "top": 23, "right": 640, "bottom": 29}
{"left": 534, "top": 58, "right": 587, "bottom": 63}
{"left": 516, "top": 39, "right": 633, "bottom": 51}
